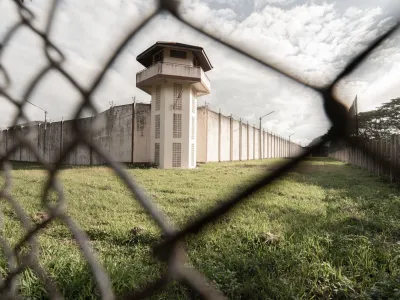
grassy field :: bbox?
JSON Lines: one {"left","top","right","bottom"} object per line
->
{"left": 0, "top": 158, "right": 399, "bottom": 299}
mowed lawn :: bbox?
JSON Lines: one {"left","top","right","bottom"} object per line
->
{"left": 1, "top": 158, "right": 399, "bottom": 299}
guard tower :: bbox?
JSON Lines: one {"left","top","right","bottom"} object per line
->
{"left": 136, "top": 42, "right": 212, "bottom": 169}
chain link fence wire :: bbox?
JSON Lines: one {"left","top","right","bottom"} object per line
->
{"left": 0, "top": 0, "right": 400, "bottom": 299}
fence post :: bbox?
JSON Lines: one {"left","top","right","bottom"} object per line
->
{"left": 272, "top": 133, "right": 275, "bottom": 158}
{"left": 396, "top": 135, "right": 400, "bottom": 181}
{"left": 230, "top": 114, "right": 233, "bottom": 161}
{"left": 205, "top": 104, "right": 209, "bottom": 162}
{"left": 247, "top": 121, "right": 250, "bottom": 160}
{"left": 369, "top": 142, "right": 372, "bottom": 172}
{"left": 378, "top": 140, "right": 381, "bottom": 175}
{"left": 60, "top": 120, "right": 63, "bottom": 162}
{"left": 375, "top": 140, "right": 379, "bottom": 175}
{"left": 239, "top": 118, "right": 242, "bottom": 161}
{"left": 218, "top": 109, "right": 221, "bottom": 162}
{"left": 390, "top": 135, "right": 395, "bottom": 182}
{"left": 279, "top": 136, "right": 281, "bottom": 158}
{"left": 386, "top": 138, "right": 389, "bottom": 177}
{"left": 372, "top": 140, "right": 375, "bottom": 175}
{"left": 277, "top": 135, "right": 280, "bottom": 157}
{"left": 43, "top": 122, "right": 46, "bottom": 161}
{"left": 272, "top": 134, "right": 274, "bottom": 158}
{"left": 285, "top": 138, "right": 289, "bottom": 157}
{"left": 4, "top": 129, "right": 7, "bottom": 155}
{"left": 276, "top": 135, "right": 279, "bottom": 158}
{"left": 131, "top": 101, "right": 135, "bottom": 163}
{"left": 37, "top": 125, "right": 39, "bottom": 162}
{"left": 262, "top": 129, "right": 265, "bottom": 159}
{"left": 89, "top": 116, "right": 93, "bottom": 165}
{"left": 19, "top": 127, "right": 22, "bottom": 161}
{"left": 253, "top": 125, "right": 256, "bottom": 160}
{"left": 370, "top": 142, "right": 373, "bottom": 172}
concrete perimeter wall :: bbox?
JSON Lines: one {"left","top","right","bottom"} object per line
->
{"left": 0, "top": 103, "right": 303, "bottom": 165}
{"left": 196, "top": 105, "right": 304, "bottom": 163}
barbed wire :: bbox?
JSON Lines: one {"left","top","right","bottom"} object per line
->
{"left": 0, "top": 0, "right": 400, "bottom": 299}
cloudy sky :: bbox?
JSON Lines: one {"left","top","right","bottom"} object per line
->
{"left": 1, "top": 0, "right": 400, "bottom": 145}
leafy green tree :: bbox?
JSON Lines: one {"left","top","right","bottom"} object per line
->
{"left": 358, "top": 98, "right": 400, "bottom": 141}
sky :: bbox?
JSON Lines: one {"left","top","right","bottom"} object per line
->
{"left": 1, "top": 0, "right": 400, "bottom": 146}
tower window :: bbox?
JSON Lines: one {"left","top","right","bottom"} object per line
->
{"left": 173, "top": 83, "right": 183, "bottom": 110}
{"left": 170, "top": 50, "right": 187, "bottom": 59}
{"left": 173, "top": 113, "right": 182, "bottom": 138}
{"left": 192, "top": 116, "right": 195, "bottom": 140}
{"left": 155, "top": 114, "right": 160, "bottom": 139}
{"left": 155, "top": 85, "right": 161, "bottom": 111}
{"left": 154, "top": 143, "right": 160, "bottom": 166}
{"left": 191, "top": 143, "right": 195, "bottom": 167}
{"left": 172, "top": 143, "right": 182, "bottom": 167}
{"left": 192, "top": 96, "right": 196, "bottom": 114}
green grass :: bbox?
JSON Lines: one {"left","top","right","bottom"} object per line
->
{"left": 0, "top": 158, "right": 399, "bottom": 299}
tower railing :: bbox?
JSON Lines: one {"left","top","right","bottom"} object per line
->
{"left": 136, "top": 61, "right": 210, "bottom": 90}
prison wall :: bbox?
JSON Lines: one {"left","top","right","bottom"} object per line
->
{"left": 328, "top": 136, "right": 400, "bottom": 183}
{"left": 0, "top": 103, "right": 303, "bottom": 166}
{"left": 196, "top": 105, "right": 304, "bottom": 163}
{"left": 206, "top": 110, "right": 219, "bottom": 162}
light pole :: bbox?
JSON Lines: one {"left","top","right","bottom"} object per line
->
{"left": 26, "top": 100, "right": 48, "bottom": 129}
{"left": 259, "top": 111, "right": 275, "bottom": 159}
{"left": 289, "top": 133, "right": 295, "bottom": 157}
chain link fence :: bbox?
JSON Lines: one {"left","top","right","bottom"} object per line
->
{"left": 0, "top": 0, "right": 399, "bottom": 299}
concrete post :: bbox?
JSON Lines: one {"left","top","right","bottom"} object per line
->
{"left": 239, "top": 118, "right": 242, "bottom": 161}
{"left": 19, "top": 127, "right": 22, "bottom": 161}
{"left": 131, "top": 101, "right": 136, "bottom": 163}
{"left": 230, "top": 114, "right": 233, "bottom": 161}
{"left": 60, "top": 120, "right": 63, "bottom": 162}
{"left": 5, "top": 129, "right": 8, "bottom": 157}
{"left": 247, "top": 121, "right": 249, "bottom": 160}
{"left": 390, "top": 135, "right": 396, "bottom": 182}
{"left": 263, "top": 129, "right": 265, "bottom": 159}
{"left": 277, "top": 135, "right": 280, "bottom": 157}
{"left": 37, "top": 125, "right": 39, "bottom": 159}
{"left": 90, "top": 116, "right": 93, "bottom": 165}
{"left": 253, "top": 125, "right": 256, "bottom": 160}
{"left": 43, "top": 122, "right": 46, "bottom": 161}
{"left": 205, "top": 104, "right": 209, "bottom": 162}
{"left": 218, "top": 108, "right": 221, "bottom": 162}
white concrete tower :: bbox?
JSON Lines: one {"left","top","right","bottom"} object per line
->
{"left": 136, "top": 42, "right": 212, "bottom": 169}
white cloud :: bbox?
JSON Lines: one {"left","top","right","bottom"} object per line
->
{"left": 0, "top": 0, "right": 398, "bottom": 146}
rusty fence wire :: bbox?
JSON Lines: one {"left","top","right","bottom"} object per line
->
{"left": 0, "top": 0, "right": 400, "bottom": 299}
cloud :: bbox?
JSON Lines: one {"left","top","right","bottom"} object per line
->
{"left": 0, "top": 0, "right": 398, "bottom": 146}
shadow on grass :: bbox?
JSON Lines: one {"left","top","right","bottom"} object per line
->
{"left": 9, "top": 161, "right": 158, "bottom": 171}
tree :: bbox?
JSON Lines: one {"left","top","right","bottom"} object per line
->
{"left": 358, "top": 98, "right": 400, "bottom": 141}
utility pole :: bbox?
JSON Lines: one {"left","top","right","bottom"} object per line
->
{"left": 259, "top": 110, "right": 275, "bottom": 159}
{"left": 26, "top": 100, "right": 48, "bottom": 129}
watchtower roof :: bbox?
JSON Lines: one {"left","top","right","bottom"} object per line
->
{"left": 136, "top": 41, "right": 213, "bottom": 72}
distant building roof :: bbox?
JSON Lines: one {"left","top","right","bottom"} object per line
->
{"left": 136, "top": 41, "right": 213, "bottom": 72}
